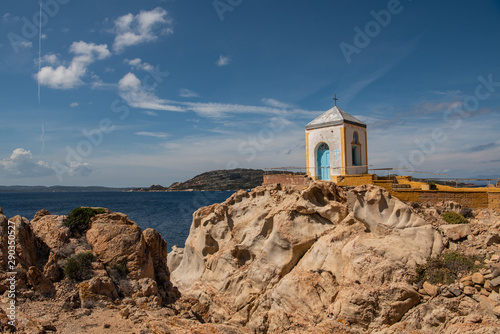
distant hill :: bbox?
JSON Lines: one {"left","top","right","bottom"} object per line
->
{"left": 0, "top": 185, "right": 128, "bottom": 193}
{"left": 137, "top": 169, "right": 265, "bottom": 192}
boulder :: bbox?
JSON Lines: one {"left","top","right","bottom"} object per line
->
{"left": 142, "top": 228, "right": 169, "bottom": 282}
{"left": 439, "top": 224, "right": 471, "bottom": 241}
{"left": 30, "top": 214, "right": 70, "bottom": 251}
{"left": 33, "top": 209, "right": 51, "bottom": 221}
{"left": 463, "top": 286, "right": 476, "bottom": 295}
{"left": 86, "top": 212, "right": 154, "bottom": 280}
{"left": 168, "top": 246, "right": 184, "bottom": 273}
{"left": 171, "top": 182, "right": 443, "bottom": 332}
{"left": 26, "top": 266, "right": 53, "bottom": 295}
{"left": 472, "top": 273, "right": 485, "bottom": 285}
{"left": 423, "top": 281, "right": 440, "bottom": 297}
{"left": 43, "top": 253, "right": 61, "bottom": 282}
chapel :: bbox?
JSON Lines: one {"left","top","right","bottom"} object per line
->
{"left": 305, "top": 102, "right": 368, "bottom": 180}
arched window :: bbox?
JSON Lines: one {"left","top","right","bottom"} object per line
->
{"left": 351, "top": 132, "right": 361, "bottom": 166}
{"left": 353, "top": 132, "right": 359, "bottom": 145}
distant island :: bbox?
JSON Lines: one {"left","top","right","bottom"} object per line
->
{"left": 0, "top": 185, "right": 129, "bottom": 193}
{"left": 135, "top": 168, "right": 265, "bottom": 192}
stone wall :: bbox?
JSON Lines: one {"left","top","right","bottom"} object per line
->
{"left": 391, "top": 189, "right": 498, "bottom": 210}
{"left": 489, "top": 192, "right": 500, "bottom": 211}
{"left": 262, "top": 174, "right": 312, "bottom": 189}
{"left": 334, "top": 174, "right": 375, "bottom": 187}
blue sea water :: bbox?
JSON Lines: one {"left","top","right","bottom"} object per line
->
{"left": 0, "top": 191, "right": 234, "bottom": 251}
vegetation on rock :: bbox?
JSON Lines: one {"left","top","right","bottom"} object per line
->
{"left": 64, "top": 207, "right": 106, "bottom": 235}
{"left": 113, "top": 259, "right": 129, "bottom": 277}
{"left": 442, "top": 211, "right": 469, "bottom": 225}
{"left": 414, "top": 251, "right": 481, "bottom": 285}
{"left": 64, "top": 252, "right": 94, "bottom": 281}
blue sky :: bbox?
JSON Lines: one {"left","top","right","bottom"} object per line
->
{"left": 0, "top": 0, "right": 499, "bottom": 187}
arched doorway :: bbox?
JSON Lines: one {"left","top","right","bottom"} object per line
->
{"left": 316, "top": 143, "right": 330, "bottom": 181}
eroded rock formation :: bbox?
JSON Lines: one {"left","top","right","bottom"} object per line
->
{"left": 170, "top": 182, "right": 444, "bottom": 332}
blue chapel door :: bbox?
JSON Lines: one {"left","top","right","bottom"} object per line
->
{"left": 317, "top": 143, "right": 330, "bottom": 181}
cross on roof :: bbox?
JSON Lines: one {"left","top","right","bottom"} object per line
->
{"left": 333, "top": 94, "right": 338, "bottom": 106}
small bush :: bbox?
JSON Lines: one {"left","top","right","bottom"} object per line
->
{"left": 64, "top": 252, "right": 94, "bottom": 281}
{"left": 414, "top": 251, "right": 481, "bottom": 285}
{"left": 442, "top": 211, "right": 469, "bottom": 224}
{"left": 64, "top": 207, "right": 106, "bottom": 235}
{"left": 428, "top": 182, "right": 438, "bottom": 190}
{"left": 114, "top": 260, "right": 129, "bottom": 277}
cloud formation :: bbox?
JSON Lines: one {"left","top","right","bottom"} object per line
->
{"left": 0, "top": 148, "right": 53, "bottom": 178}
{"left": 124, "top": 58, "right": 154, "bottom": 71}
{"left": 179, "top": 88, "right": 198, "bottom": 98}
{"left": 112, "top": 7, "right": 173, "bottom": 52}
{"left": 117, "top": 73, "right": 318, "bottom": 119}
{"left": 36, "top": 41, "right": 111, "bottom": 89}
{"left": 134, "top": 131, "right": 169, "bottom": 138}
{"left": 216, "top": 55, "right": 230, "bottom": 66}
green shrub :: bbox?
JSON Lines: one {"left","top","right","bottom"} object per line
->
{"left": 64, "top": 252, "right": 94, "bottom": 281}
{"left": 414, "top": 251, "right": 481, "bottom": 285}
{"left": 115, "top": 260, "right": 129, "bottom": 277}
{"left": 442, "top": 211, "right": 469, "bottom": 224}
{"left": 64, "top": 207, "right": 106, "bottom": 235}
{"left": 428, "top": 182, "right": 437, "bottom": 190}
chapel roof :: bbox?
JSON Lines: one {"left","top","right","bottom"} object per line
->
{"left": 305, "top": 106, "right": 366, "bottom": 130}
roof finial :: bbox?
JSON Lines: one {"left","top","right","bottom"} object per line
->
{"left": 333, "top": 94, "right": 338, "bottom": 107}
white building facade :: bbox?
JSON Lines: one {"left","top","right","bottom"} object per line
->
{"left": 305, "top": 106, "right": 368, "bottom": 180}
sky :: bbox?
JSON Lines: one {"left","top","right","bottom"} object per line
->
{"left": 0, "top": 0, "right": 499, "bottom": 187}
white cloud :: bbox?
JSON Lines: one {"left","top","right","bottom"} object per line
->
{"left": 134, "top": 131, "right": 170, "bottom": 138}
{"left": 0, "top": 148, "right": 53, "bottom": 178}
{"left": 117, "top": 73, "right": 318, "bottom": 119}
{"left": 179, "top": 88, "right": 198, "bottom": 98}
{"left": 112, "top": 7, "right": 173, "bottom": 52}
{"left": 35, "top": 41, "right": 111, "bottom": 89}
{"left": 262, "top": 98, "right": 294, "bottom": 109}
{"left": 68, "top": 162, "right": 93, "bottom": 176}
{"left": 70, "top": 102, "right": 78, "bottom": 107}
{"left": 41, "top": 54, "right": 58, "bottom": 65}
{"left": 216, "top": 55, "right": 230, "bottom": 66}
{"left": 124, "top": 58, "right": 154, "bottom": 71}
{"left": 142, "top": 110, "right": 158, "bottom": 117}
{"left": 118, "top": 72, "right": 185, "bottom": 112}
{"left": 19, "top": 41, "right": 32, "bottom": 48}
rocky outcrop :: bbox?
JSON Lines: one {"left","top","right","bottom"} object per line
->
{"left": 170, "top": 182, "right": 444, "bottom": 332}
{"left": 0, "top": 207, "right": 181, "bottom": 332}
{"left": 86, "top": 212, "right": 154, "bottom": 280}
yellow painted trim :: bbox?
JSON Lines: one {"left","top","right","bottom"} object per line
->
{"left": 364, "top": 130, "right": 368, "bottom": 172}
{"left": 305, "top": 131, "right": 310, "bottom": 177}
{"left": 340, "top": 126, "right": 347, "bottom": 175}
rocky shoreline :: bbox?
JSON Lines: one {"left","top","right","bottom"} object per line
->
{"left": 1, "top": 181, "right": 500, "bottom": 333}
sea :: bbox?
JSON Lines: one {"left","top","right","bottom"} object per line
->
{"left": 0, "top": 191, "right": 234, "bottom": 251}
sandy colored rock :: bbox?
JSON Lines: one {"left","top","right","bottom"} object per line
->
{"left": 463, "top": 286, "right": 476, "bottom": 295}
{"left": 423, "top": 281, "right": 440, "bottom": 297}
{"left": 440, "top": 224, "right": 472, "bottom": 241}
{"left": 171, "top": 182, "right": 443, "bottom": 332}
{"left": 26, "top": 266, "right": 53, "bottom": 295}
{"left": 33, "top": 209, "right": 51, "bottom": 221}
{"left": 30, "top": 214, "right": 70, "bottom": 251}
{"left": 472, "top": 272, "right": 485, "bottom": 285}
{"left": 86, "top": 212, "right": 154, "bottom": 280}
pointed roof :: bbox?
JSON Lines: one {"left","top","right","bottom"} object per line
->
{"left": 305, "top": 106, "right": 366, "bottom": 130}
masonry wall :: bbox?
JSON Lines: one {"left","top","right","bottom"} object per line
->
{"left": 335, "top": 174, "right": 375, "bottom": 187}
{"left": 263, "top": 174, "right": 312, "bottom": 188}
{"left": 489, "top": 192, "right": 500, "bottom": 211}
{"left": 391, "top": 190, "right": 491, "bottom": 209}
